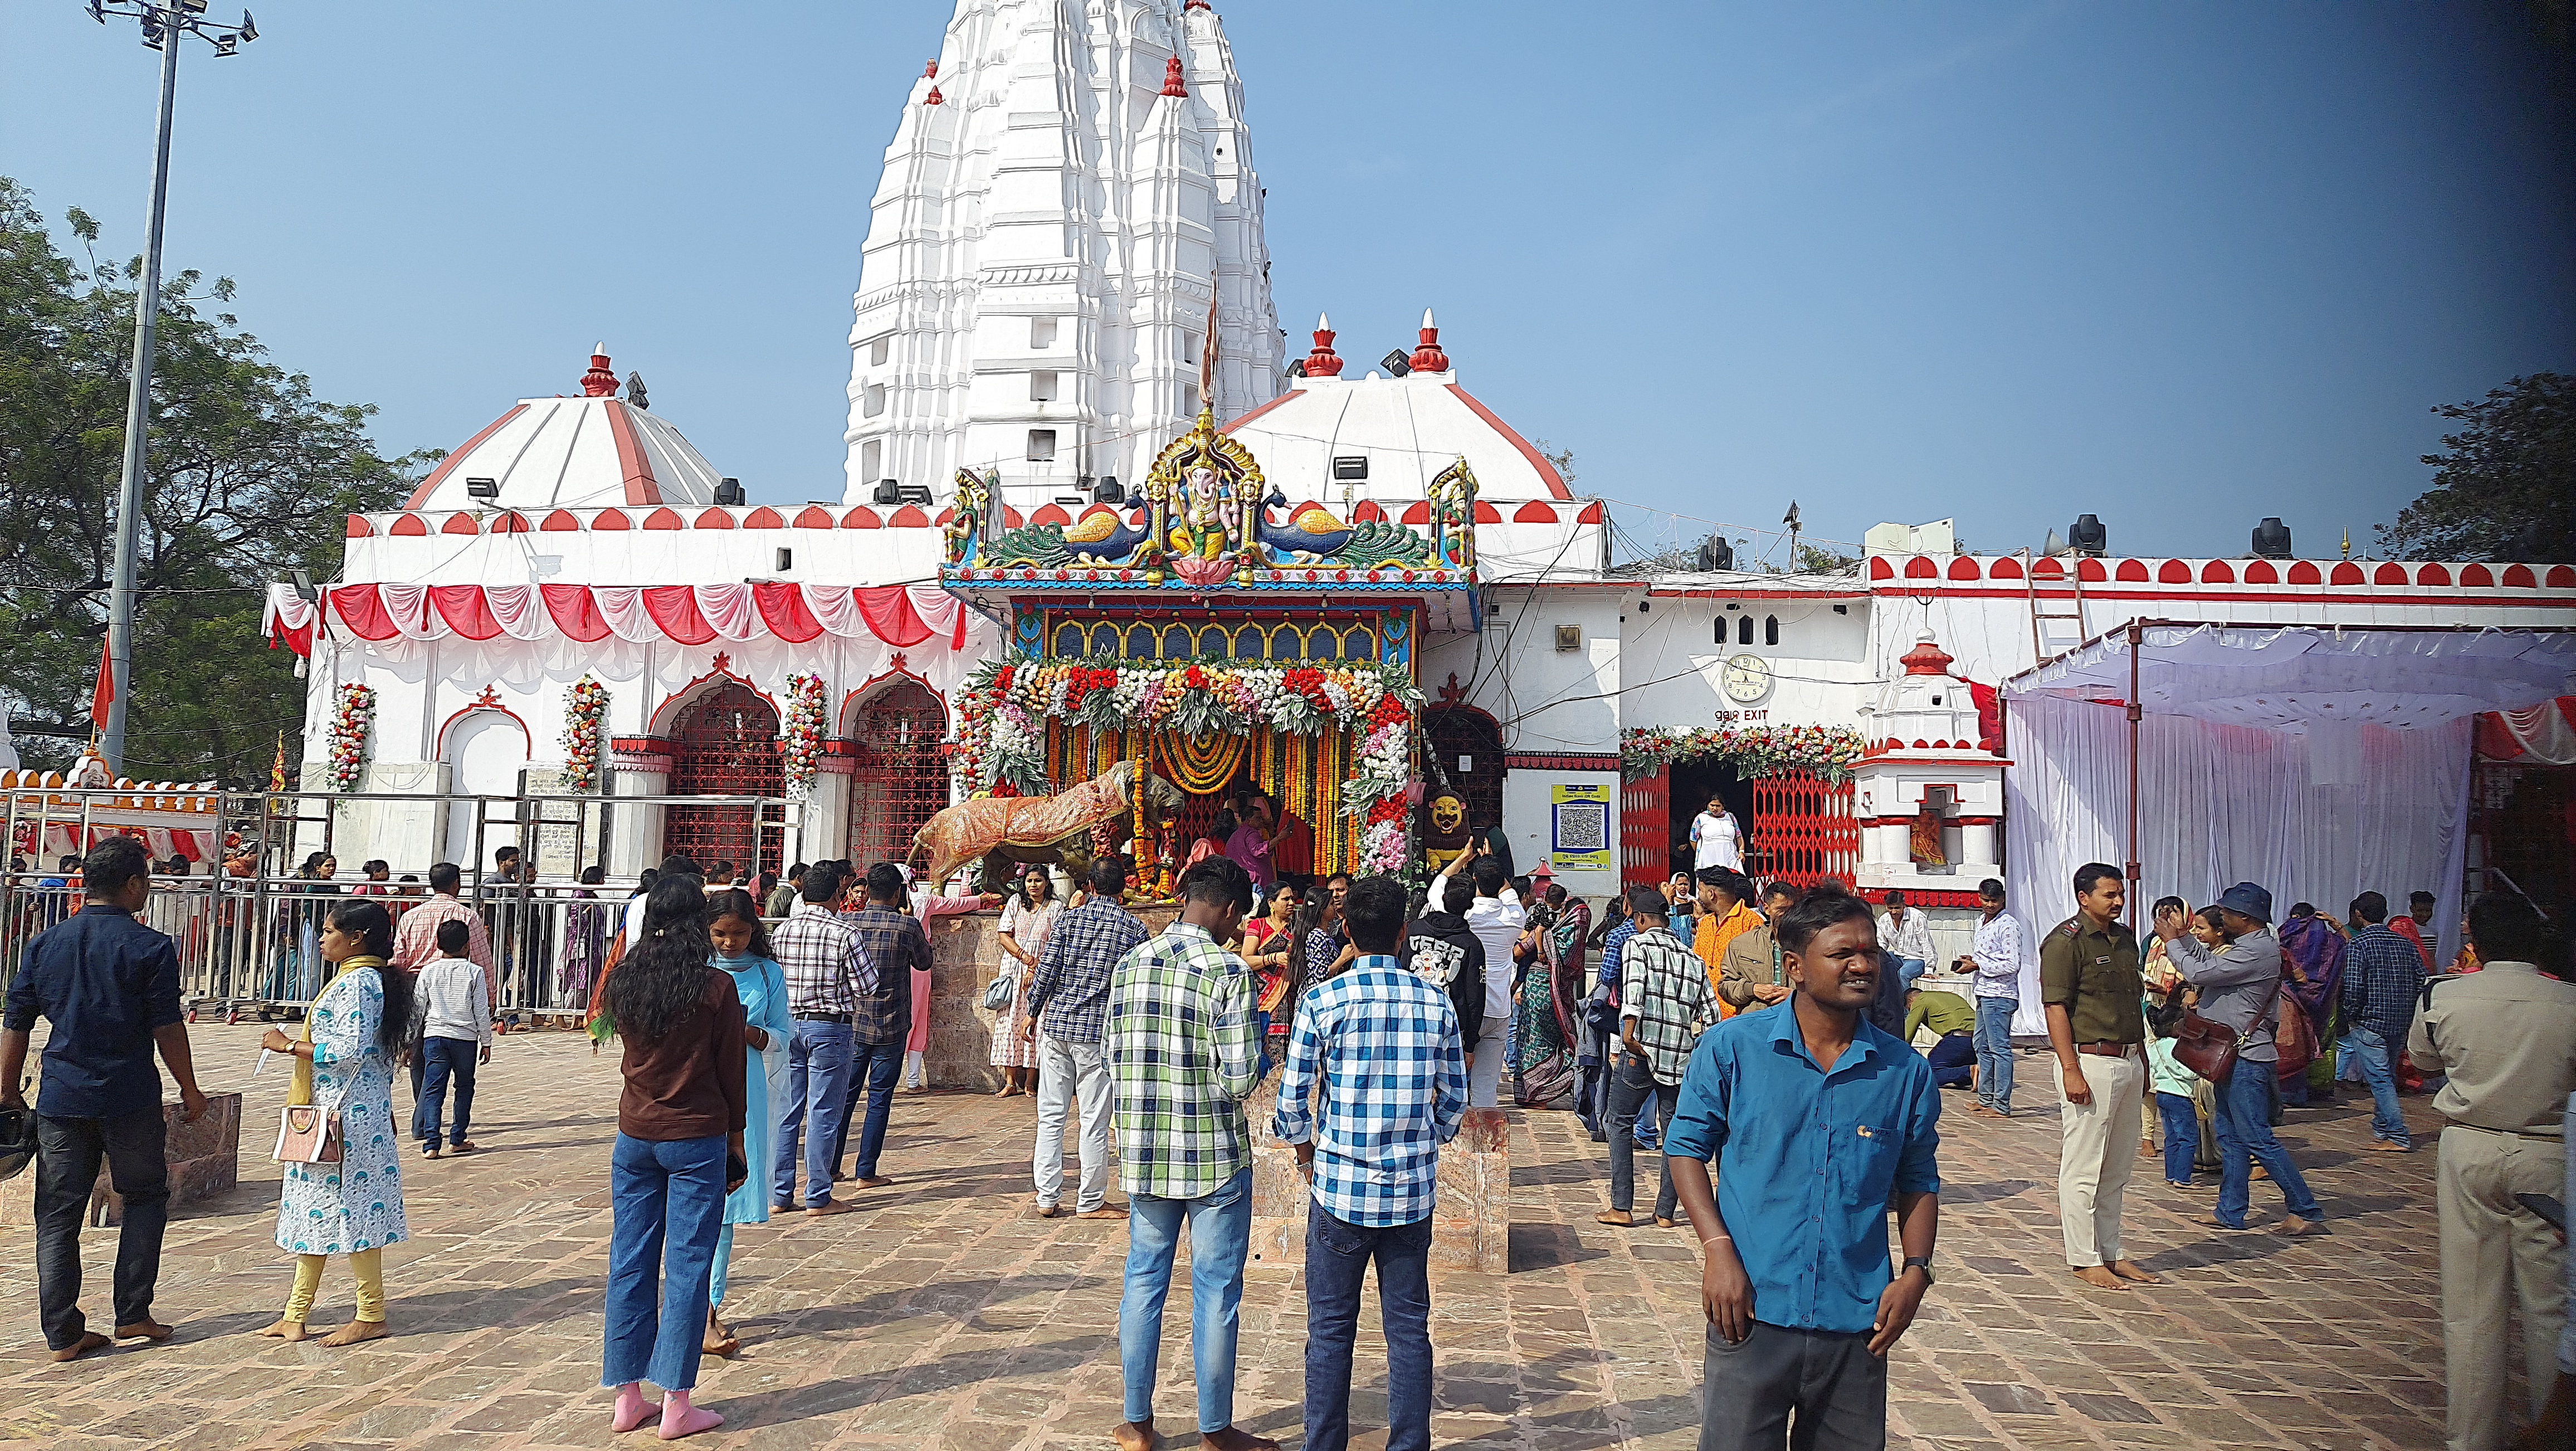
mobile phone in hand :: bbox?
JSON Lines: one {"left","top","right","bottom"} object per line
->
{"left": 2519, "top": 1192, "right": 2567, "bottom": 1233}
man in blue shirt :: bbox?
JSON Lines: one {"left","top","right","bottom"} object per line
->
{"left": 1666, "top": 882, "right": 1941, "bottom": 1449}
{"left": 2336, "top": 890, "right": 2425, "bottom": 1153}
{"left": 1275, "top": 875, "right": 1466, "bottom": 1451}
{"left": 1, "top": 836, "right": 208, "bottom": 1361}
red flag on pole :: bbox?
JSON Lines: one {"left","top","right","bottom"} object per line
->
{"left": 90, "top": 636, "right": 114, "bottom": 732}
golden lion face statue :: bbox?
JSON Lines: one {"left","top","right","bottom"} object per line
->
{"left": 1430, "top": 793, "right": 1466, "bottom": 834}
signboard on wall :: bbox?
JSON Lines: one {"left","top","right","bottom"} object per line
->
{"left": 1549, "top": 782, "right": 1613, "bottom": 873}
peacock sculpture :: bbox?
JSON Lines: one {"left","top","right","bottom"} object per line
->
{"left": 984, "top": 499, "right": 1152, "bottom": 568}
{"left": 1255, "top": 488, "right": 1432, "bottom": 568}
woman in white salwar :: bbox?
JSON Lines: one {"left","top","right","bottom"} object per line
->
{"left": 257, "top": 899, "right": 412, "bottom": 1345}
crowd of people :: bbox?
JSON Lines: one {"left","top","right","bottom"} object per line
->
{"left": 6, "top": 821, "right": 2576, "bottom": 1448}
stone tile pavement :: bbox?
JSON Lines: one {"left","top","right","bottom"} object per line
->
{"left": 0, "top": 1027, "right": 2490, "bottom": 1449}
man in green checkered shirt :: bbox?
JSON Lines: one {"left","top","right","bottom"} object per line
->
{"left": 1105, "top": 856, "right": 1273, "bottom": 1451}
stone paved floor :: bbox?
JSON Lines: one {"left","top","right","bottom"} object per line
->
{"left": 0, "top": 1025, "right": 2492, "bottom": 1449}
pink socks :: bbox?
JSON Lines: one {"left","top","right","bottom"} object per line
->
{"left": 657, "top": 1390, "right": 723, "bottom": 1440}
{"left": 608, "top": 1384, "right": 657, "bottom": 1433}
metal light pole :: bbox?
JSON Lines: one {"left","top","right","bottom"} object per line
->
{"left": 89, "top": 0, "right": 257, "bottom": 775}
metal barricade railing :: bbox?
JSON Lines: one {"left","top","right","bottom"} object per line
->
{"left": 3, "top": 786, "right": 801, "bottom": 1025}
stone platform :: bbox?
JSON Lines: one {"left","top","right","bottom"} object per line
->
{"left": 91, "top": 1090, "right": 244, "bottom": 1226}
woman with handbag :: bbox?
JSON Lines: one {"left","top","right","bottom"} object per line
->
{"left": 597, "top": 876, "right": 746, "bottom": 1439}
{"left": 2155, "top": 883, "right": 2325, "bottom": 1236}
{"left": 702, "top": 890, "right": 788, "bottom": 1357}
{"left": 256, "top": 898, "right": 414, "bottom": 1346}
{"left": 989, "top": 866, "right": 1056, "bottom": 1095}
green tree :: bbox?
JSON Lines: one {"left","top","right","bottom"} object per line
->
{"left": 0, "top": 178, "right": 426, "bottom": 785}
{"left": 2379, "top": 373, "right": 2572, "bottom": 563}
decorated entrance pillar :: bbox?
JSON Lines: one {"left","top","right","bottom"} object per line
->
{"left": 606, "top": 736, "right": 671, "bottom": 879}
{"left": 1852, "top": 632, "right": 2008, "bottom": 897}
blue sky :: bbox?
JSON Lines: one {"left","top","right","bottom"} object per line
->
{"left": 6, "top": 1, "right": 2569, "bottom": 564}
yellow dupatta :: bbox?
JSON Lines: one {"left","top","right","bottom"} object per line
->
{"left": 289, "top": 955, "right": 386, "bottom": 1108}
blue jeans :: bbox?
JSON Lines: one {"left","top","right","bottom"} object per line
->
{"left": 2343, "top": 1025, "right": 2409, "bottom": 1147}
{"left": 411, "top": 1036, "right": 478, "bottom": 1148}
{"left": 603, "top": 1132, "right": 727, "bottom": 1392}
{"left": 1606, "top": 1055, "right": 1680, "bottom": 1218}
{"left": 1973, "top": 996, "right": 2016, "bottom": 1111}
{"left": 832, "top": 1038, "right": 904, "bottom": 1179}
{"left": 2214, "top": 1059, "right": 2323, "bottom": 1228}
{"left": 1120, "top": 1167, "right": 1252, "bottom": 1433}
{"left": 1305, "top": 1204, "right": 1433, "bottom": 1451}
{"left": 1895, "top": 957, "right": 1928, "bottom": 990}
{"left": 773, "top": 1019, "right": 855, "bottom": 1208}
{"left": 2156, "top": 1092, "right": 2199, "bottom": 1185}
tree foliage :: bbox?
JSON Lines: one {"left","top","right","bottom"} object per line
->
{"left": 2379, "top": 373, "right": 2573, "bottom": 564}
{"left": 0, "top": 178, "right": 426, "bottom": 785}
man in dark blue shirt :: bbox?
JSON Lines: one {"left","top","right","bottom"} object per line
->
{"left": 1, "top": 836, "right": 207, "bottom": 1361}
{"left": 1666, "top": 883, "right": 1941, "bottom": 1450}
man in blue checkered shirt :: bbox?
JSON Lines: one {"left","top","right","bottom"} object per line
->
{"left": 1274, "top": 875, "right": 1466, "bottom": 1451}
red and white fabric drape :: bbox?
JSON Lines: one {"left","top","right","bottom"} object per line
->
{"left": 2476, "top": 697, "right": 2576, "bottom": 766}
{"left": 262, "top": 582, "right": 979, "bottom": 656}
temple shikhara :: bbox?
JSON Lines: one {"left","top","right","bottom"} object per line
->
{"left": 253, "top": 0, "right": 2576, "bottom": 1040}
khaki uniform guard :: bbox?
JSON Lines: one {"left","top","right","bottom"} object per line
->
{"left": 2408, "top": 959, "right": 2576, "bottom": 1451}
{"left": 2041, "top": 913, "right": 2146, "bottom": 1272}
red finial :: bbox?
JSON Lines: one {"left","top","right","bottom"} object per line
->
{"left": 1304, "top": 311, "right": 1344, "bottom": 378}
{"left": 1160, "top": 55, "right": 1188, "bottom": 98}
{"left": 923, "top": 60, "right": 943, "bottom": 105}
{"left": 1900, "top": 632, "right": 1955, "bottom": 677}
{"left": 581, "top": 343, "right": 618, "bottom": 398}
{"left": 1408, "top": 307, "right": 1449, "bottom": 373}
{"left": 1185, "top": 0, "right": 1212, "bottom": 9}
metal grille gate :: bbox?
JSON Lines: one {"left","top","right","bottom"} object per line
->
{"left": 846, "top": 679, "right": 951, "bottom": 871}
{"left": 664, "top": 683, "right": 786, "bottom": 881}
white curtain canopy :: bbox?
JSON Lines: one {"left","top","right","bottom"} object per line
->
{"left": 1996, "top": 625, "right": 2576, "bottom": 1030}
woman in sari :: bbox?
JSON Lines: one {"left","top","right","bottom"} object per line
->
{"left": 257, "top": 898, "right": 413, "bottom": 1345}
{"left": 2277, "top": 902, "right": 2345, "bottom": 1107}
{"left": 1514, "top": 887, "right": 1588, "bottom": 1108}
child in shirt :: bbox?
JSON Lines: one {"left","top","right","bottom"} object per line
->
{"left": 412, "top": 917, "right": 492, "bottom": 1158}
{"left": 2144, "top": 979, "right": 2203, "bottom": 1188}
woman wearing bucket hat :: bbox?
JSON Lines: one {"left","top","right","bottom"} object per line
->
{"left": 2156, "top": 882, "right": 2325, "bottom": 1235}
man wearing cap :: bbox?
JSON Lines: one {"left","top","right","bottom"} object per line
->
{"left": 2409, "top": 892, "right": 2576, "bottom": 1451}
{"left": 2041, "top": 863, "right": 2158, "bottom": 1291}
{"left": 2157, "top": 882, "right": 2325, "bottom": 1238}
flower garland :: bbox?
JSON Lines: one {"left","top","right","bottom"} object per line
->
{"left": 953, "top": 655, "right": 1423, "bottom": 798}
{"left": 560, "top": 675, "right": 609, "bottom": 793}
{"left": 1621, "top": 723, "right": 1869, "bottom": 785}
{"left": 780, "top": 671, "right": 828, "bottom": 800}
{"left": 328, "top": 683, "right": 375, "bottom": 793}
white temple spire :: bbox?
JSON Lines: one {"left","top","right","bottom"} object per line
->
{"left": 842, "top": 0, "right": 1284, "bottom": 508}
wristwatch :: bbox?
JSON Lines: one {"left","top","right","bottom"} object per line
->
{"left": 1901, "top": 1254, "right": 1935, "bottom": 1286}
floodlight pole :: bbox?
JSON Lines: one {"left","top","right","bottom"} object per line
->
{"left": 95, "top": 1, "right": 255, "bottom": 776}
{"left": 100, "top": 9, "right": 183, "bottom": 776}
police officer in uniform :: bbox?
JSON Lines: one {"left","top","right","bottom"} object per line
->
{"left": 2408, "top": 892, "right": 2576, "bottom": 1451}
{"left": 2041, "top": 862, "right": 2160, "bottom": 1292}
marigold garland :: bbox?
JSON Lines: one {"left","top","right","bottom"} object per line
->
{"left": 1619, "top": 723, "right": 1868, "bottom": 785}
{"left": 328, "top": 683, "right": 375, "bottom": 793}
{"left": 560, "top": 676, "right": 609, "bottom": 793}
{"left": 780, "top": 671, "right": 828, "bottom": 800}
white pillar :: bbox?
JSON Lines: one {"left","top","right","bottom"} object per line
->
{"left": 607, "top": 744, "right": 670, "bottom": 881}
{"left": 1961, "top": 821, "right": 1997, "bottom": 868}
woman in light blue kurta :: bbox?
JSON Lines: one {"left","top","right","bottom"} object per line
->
{"left": 704, "top": 889, "right": 791, "bottom": 1355}
{"left": 257, "top": 898, "right": 413, "bottom": 1345}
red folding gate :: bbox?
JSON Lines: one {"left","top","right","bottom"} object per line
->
{"left": 665, "top": 683, "right": 786, "bottom": 882}
{"left": 846, "top": 680, "right": 952, "bottom": 871}
{"left": 1748, "top": 773, "right": 1857, "bottom": 889}
{"left": 1621, "top": 769, "right": 1670, "bottom": 889}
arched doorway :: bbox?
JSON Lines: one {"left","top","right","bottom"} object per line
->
{"left": 845, "top": 679, "right": 950, "bottom": 873}
{"left": 1422, "top": 706, "right": 1506, "bottom": 846}
{"left": 665, "top": 682, "right": 785, "bottom": 882}
{"left": 442, "top": 711, "right": 529, "bottom": 871}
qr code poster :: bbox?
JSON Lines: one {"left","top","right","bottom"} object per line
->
{"left": 1549, "top": 782, "right": 1613, "bottom": 873}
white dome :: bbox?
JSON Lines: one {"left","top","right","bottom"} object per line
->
{"left": 404, "top": 349, "right": 726, "bottom": 513}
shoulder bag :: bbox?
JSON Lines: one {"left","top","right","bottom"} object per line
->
{"left": 2169, "top": 968, "right": 2285, "bottom": 1084}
